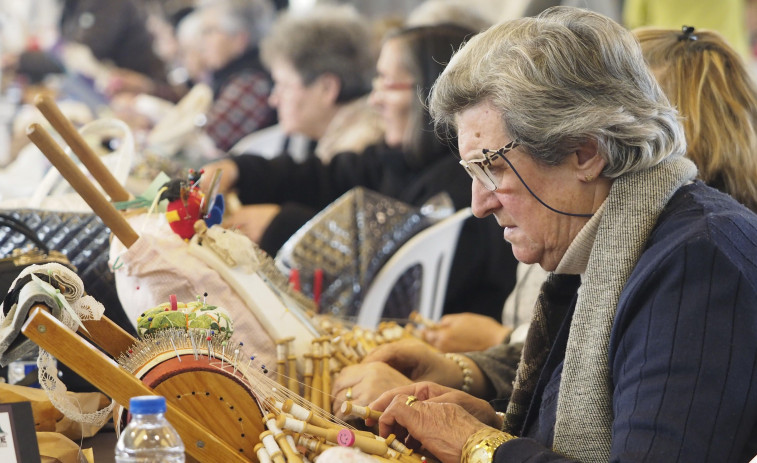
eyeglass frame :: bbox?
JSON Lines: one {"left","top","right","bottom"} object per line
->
{"left": 458, "top": 139, "right": 594, "bottom": 218}
{"left": 459, "top": 140, "right": 520, "bottom": 191}
{"left": 371, "top": 75, "right": 415, "bottom": 92}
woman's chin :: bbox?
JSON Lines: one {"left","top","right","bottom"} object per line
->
{"left": 383, "top": 134, "right": 403, "bottom": 148}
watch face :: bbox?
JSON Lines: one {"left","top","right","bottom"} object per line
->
{"left": 469, "top": 444, "right": 495, "bottom": 463}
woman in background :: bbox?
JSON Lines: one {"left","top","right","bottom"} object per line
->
{"left": 204, "top": 23, "right": 519, "bottom": 322}
{"left": 635, "top": 25, "right": 757, "bottom": 212}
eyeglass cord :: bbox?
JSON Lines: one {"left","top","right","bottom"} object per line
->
{"left": 496, "top": 153, "right": 595, "bottom": 218}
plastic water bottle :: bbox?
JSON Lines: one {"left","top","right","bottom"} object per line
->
{"left": 115, "top": 396, "right": 185, "bottom": 463}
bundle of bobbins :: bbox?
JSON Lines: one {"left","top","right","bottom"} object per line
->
{"left": 118, "top": 325, "right": 436, "bottom": 462}
{"left": 272, "top": 316, "right": 429, "bottom": 404}
{"left": 116, "top": 297, "right": 440, "bottom": 462}
{"left": 252, "top": 397, "right": 433, "bottom": 462}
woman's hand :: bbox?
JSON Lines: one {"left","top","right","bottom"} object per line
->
{"left": 369, "top": 382, "right": 498, "bottom": 463}
{"left": 420, "top": 312, "right": 512, "bottom": 353}
{"left": 200, "top": 158, "right": 239, "bottom": 195}
{"left": 331, "top": 362, "right": 413, "bottom": 419}
{"left": 370, "top": 382, "right": 501, "bottom": 429}
{"left": 223, "top": 204, "right": 281, "bottom": 243}
{"left": 361, "top": 338, "right": 459, "bottom": 386}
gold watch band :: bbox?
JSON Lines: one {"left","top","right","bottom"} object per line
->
{"left": 462, "top": 427, "right": 516, "bottom": 463}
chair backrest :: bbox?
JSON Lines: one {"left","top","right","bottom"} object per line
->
{"left": 356, "top": 207, "right": 472, "bottom": 328}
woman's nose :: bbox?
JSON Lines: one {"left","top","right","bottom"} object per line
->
{"left": 368, "top": 88, "right": 382, "bottom": 109}
{"left": 268, "top": 90, "right": 279, "bottom": 108}
{"left": 470, "top": 180, "right": 496, "bottom": 218}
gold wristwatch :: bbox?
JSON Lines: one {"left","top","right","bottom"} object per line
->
{"left": 463, "top": 429, "right": 516, "bottom": 463}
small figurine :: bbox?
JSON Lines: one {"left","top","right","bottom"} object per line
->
{"left": 161, "top": 169, "right": 224, "bottom": 240}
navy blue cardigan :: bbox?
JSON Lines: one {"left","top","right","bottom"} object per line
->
{"left": 496, "top": 182, "right": 757, "bottom": 462}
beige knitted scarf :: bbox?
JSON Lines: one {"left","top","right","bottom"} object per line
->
{"left": 503, "top": 156, "right": 698, "bottom": 461}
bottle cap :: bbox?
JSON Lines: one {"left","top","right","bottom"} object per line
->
{"left": 129, "top": 395, "right": 167, "bottom": 414}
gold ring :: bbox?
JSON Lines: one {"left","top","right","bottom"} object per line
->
{"left": 405, "top": 395, "right": 419, "bottom": 407}
{"left": 345, "top": 387, "right": 353, "bottom": 400}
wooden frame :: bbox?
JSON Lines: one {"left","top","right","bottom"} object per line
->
{"left": 22, "top": 306, "right": 259, "bottom": 462}
{"left": 0, "top": 401, "right": 39, "bottom": 463}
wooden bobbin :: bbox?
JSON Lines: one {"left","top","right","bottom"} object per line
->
{"left": 320, "top": 341, "right": 332, "bottom": 413}
{"left": 276, "top": 415, "right": 391, "bottom": 458}
{"left": 263, "top": 413, "right": 303, "bottom": 463}
{"left": 309, "top": 341, "right": 323, "bottom": 410}
{"left": 303, "top": 353, "right": 314, "bottom": 402}
{"left": 341, "top": 401, "right": 382, "bottom": 421}
{"left": 384, "top": 434, "right": 413, "bottom": 456}
{"left": 287, "top": 355, "right": 299, "bottom": 394}
{"left": 333, "top": 350, "right": 356, "bottom": 369}
{"left": 260, "top": 430, "right": 286, "bottom": 463}
{"left": 275, "top": 339, "right": 289, "bottom": 387}
{"left": 297, "top": 434, "right": 335, "bottom": 456}
{"left": 280, "top": 398, "right": 338, "bottom": 430}
{"left": 254, "top": 442, "right": 273, "bottom": 463}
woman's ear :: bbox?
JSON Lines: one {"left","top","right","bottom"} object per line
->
{"left": 317, "top": 73, "right": 342, "bottom": 105}
{"left": 574, "top": 138, "right": 606, "bottom": 182}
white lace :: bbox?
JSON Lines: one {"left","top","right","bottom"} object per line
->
{"left": 20, "top": 263, "right": 114, "bottom": 426}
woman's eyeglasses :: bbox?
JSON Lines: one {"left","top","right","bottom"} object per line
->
{"left": 459, "top": 140, "right": 520, "bottom": 191}
{"left": 459, "top": 139, "right": 594, "bottom": 218}
{"left": 371, "top": 76, "right": 415, "bottom": 92}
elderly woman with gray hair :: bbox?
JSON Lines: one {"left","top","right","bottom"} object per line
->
{"left": 195, "top": 0, "right": 276, "bottom": 152}
{"left": 362, "top": 7, "right": 757, "bottom": 463}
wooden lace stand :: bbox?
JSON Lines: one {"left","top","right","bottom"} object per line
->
{"left": 22, "top": 306, "right": 251, "bottom": 463}
{"left": 24, "top": 104, "right": 261, "bottom": 462}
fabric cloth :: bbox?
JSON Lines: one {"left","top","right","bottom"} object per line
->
{"left": 205, "top": 48, "right": 276, "bottom": 152}
{"left": 506, "top": 155, "right": 697, "bottom": 459}
{"left": 109, "top": 214, "right": 277, "bottom": 371}
{"left": 0, "top": 263, "right": 103, "bottom": 365}
{"left": 469, "top": 180, "right": 757, "bottom": 461}
{"left": 231, "top": 143, "right": 519, "bottom": 321}
{"left": 554, "top": 157, "right": 696, "bottom": 459}
{"left": 0, "top": 262, "right": 114, "bottom": 428}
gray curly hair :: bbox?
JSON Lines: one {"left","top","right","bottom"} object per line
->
{"left": 260, "top": 5, "right": 374, "bottom": 103}
{"left": 197, "top": 0, "right": 274, "bottom": 47}
{"left": 429, "top": 6, "right": 686, "bottom": 177}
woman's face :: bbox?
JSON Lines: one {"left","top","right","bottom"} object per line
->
{"left": 369, "top": 38, "right": 415, "bottom": 148}
{"left": 456, "top": 101, "right": 607, "bottom": 271}
{"left": 199, "top": 11, "right": 246, "bottom": 72}
{"left": 268, "top": 59, "right": 335, "bottom": 139}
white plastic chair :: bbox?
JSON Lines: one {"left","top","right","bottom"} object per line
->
{"left": 356, "top": 207, "right": 472, "bottom": 328}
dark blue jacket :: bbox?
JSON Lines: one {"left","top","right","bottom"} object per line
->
{"left": 497, "top": 182, "right": 757, "bottom": 462}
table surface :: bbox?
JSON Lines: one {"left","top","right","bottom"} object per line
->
{"left": 82, "top": 430, "right": 117, "bottom": 463}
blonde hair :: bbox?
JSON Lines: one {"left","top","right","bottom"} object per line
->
{"left": 429, "top": 7, "right": 686, "bottom": 178}
{"left": 635, "top": 27, "right": 757, "bottom": 212}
